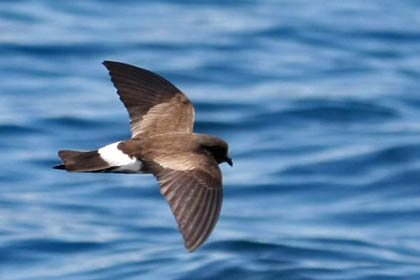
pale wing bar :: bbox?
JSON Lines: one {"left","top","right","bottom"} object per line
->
{"left": 155, "top": 167, "right": 222, "bottom": 252}
{"left": 103, "top": 61, "right": 194, "bottom": 137}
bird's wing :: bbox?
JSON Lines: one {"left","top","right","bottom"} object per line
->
{"left": 103, "top": 61, "right": 195, "bottom": 138}
{"left": 147, "top": 152, "right": 223, "bottom": 252}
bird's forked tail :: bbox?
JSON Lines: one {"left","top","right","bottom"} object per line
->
{"left": 54, "top": 142, "right": 143, "bottom": 173}
{"left": 54, "top": 150, "right": 114, "bottom": 172}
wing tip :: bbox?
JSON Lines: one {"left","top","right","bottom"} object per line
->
{"left": 185, "top": 239, "right": 203, "bottom": 252}
{"left": 185, "top": 244, "right": 198, "bottom": 252}
{"left": 102, "top": 60, "right": 119, "bottom": 70}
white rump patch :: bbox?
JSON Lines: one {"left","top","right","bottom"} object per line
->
{"left": 98, "top": 142, "right": 142, "bottom": 172}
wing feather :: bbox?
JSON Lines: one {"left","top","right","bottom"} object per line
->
{"left": 148, "top": 154, "right": 223, "bottom": 252}
{"left": 103, "top": 61, "right": 194, "bottom": 137}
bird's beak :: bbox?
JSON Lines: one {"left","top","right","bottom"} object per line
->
{"left": 226, "top": 156, "right": 233, "bottom": 167}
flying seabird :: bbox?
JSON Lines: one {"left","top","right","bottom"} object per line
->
{"left": 54, "top": 61, "right": 232, "bottom": 252}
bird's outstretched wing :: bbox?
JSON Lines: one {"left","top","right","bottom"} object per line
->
{"left": 147, "top": 153, "right": 223, "bottom": 252}
{"left": 103, "top": 61, "right": 195, "bottom": 138}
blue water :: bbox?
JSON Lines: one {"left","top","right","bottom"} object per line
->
{"left": 2, "top": 0, "right": 420, "bottom": 279}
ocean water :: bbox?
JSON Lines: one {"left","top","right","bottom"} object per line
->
{"left": 2, "top": 0, "right": 420, "bottom": 279}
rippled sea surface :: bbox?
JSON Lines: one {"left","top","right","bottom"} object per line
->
{"left": 2, "top": 1, "right": 420, "bottom": 279}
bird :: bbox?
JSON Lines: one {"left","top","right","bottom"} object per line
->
{"left": 54, "top": 61, "right": 232, "bottom": 252}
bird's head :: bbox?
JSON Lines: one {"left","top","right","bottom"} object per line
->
{"left": 197, "top": 135, "right": 233, "bottom": 166}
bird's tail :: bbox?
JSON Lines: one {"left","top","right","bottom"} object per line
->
{"left": 54, "top": 150, "right": 114, "bottom": 172}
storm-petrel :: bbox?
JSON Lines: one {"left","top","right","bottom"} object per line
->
{"left": 54, "top": 61, "right": 232, "bottom": 252}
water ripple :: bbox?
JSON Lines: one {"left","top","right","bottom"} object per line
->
{"left": 2, "top": 0, "right": 420, "bottom": 279}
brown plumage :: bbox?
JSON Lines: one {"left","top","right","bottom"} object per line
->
{"left": 104, "top": 61, "right": 194, "bottom": 137}
{"left": 54, "top": 61, "right": 232, "bottom": 252}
